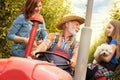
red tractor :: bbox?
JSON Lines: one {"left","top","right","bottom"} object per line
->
{"left": 0, "top": 13, "right": 72, "bottom": 80}
{"left": 0, "top": 57, "right": 72, "bottom": 80}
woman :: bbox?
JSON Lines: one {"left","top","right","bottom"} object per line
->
{"left": 7, "top": 0, "right": 47, "bottom": 57}
{"left": 86, "top": 20, "right": 120, "bottom": 80}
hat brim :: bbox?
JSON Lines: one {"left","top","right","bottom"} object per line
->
{"left": 56, "top": 15, "right": 85, "bottom": 30}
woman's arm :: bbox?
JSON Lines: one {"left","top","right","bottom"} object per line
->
{"left": 7, "top": 15, "right": 32, "bottom": 45}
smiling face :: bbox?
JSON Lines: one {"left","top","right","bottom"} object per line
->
{"left": 23, "top": 0, "right": 43, "bottom": 19}
{"left": 67, "top": 21, "right": 80, "bottom": 35}
{"left": 34, "top": 1, "right": 42, "bottom": 13}
{"left": 106, "top": 23, "right": 114, "bottom": 37}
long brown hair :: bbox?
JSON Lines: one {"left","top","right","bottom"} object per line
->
{"left": 106, "top": 20, "right": 120, "bottom": 59}
{"left": 21, "top": 0, "right": 42, "bottom": 19}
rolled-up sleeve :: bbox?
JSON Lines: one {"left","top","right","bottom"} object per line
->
{"left": 110, "top": 39, "right": 117, "bottom": 45}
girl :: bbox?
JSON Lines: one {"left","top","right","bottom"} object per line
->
{"left": 86, "top": 20, "right": 120, "bottom": 80}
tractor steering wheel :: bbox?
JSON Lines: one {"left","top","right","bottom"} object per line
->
{"left": 35, "top": 51, "right": 74, "bottom": 76}
{"left": 35, "top": 51, "right": 70, "bottom": 66}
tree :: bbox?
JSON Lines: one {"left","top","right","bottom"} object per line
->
{"left": 110, "top": 1, "right": 120, "bottom": 20}
{"left": 41, "top": 0, "right": 71, "bottom": 33}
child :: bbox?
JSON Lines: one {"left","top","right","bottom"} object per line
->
{"left": 86, "top": 20, "right": 120, "bottom": 80}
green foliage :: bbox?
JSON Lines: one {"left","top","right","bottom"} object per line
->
{"left": 41, "top": 0, "right": 71, "bottom": 33}
{"left": 110, "top": 1, "right": 120, "bottom": 20}
{"left": 88, "top": 30, "right": 106, "bottom": 63}
{"left": 0, "top": 0, "right": 26, "bottom": 58}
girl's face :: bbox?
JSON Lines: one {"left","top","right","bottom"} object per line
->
{"left": 34, "top": 2, "right": 42, "bottom": 13}
{"left": 106, "top": 23, "right": 114, "bottom": 37}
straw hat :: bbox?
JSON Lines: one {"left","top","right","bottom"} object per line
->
{"left": 56, "top": 13, "right": 85, "bottom": 30}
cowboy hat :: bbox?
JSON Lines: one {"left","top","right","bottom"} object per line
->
{"left": 56, "top": 13, "right": 85, "bottom": 30}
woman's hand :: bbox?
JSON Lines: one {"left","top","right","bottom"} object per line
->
{"left": 22, "top": 37, "right": 29, "bottom": 44}
{"left": 23, "top": 37, "right": 38, "bottom": 47}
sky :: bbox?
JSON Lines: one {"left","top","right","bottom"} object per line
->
{"left": 69, "top": 0, "right": 114, "bottom": 45}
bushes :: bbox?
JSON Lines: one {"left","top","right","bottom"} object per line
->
{"left": 0, "top": 0, "right": 25, "bottom": 58}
